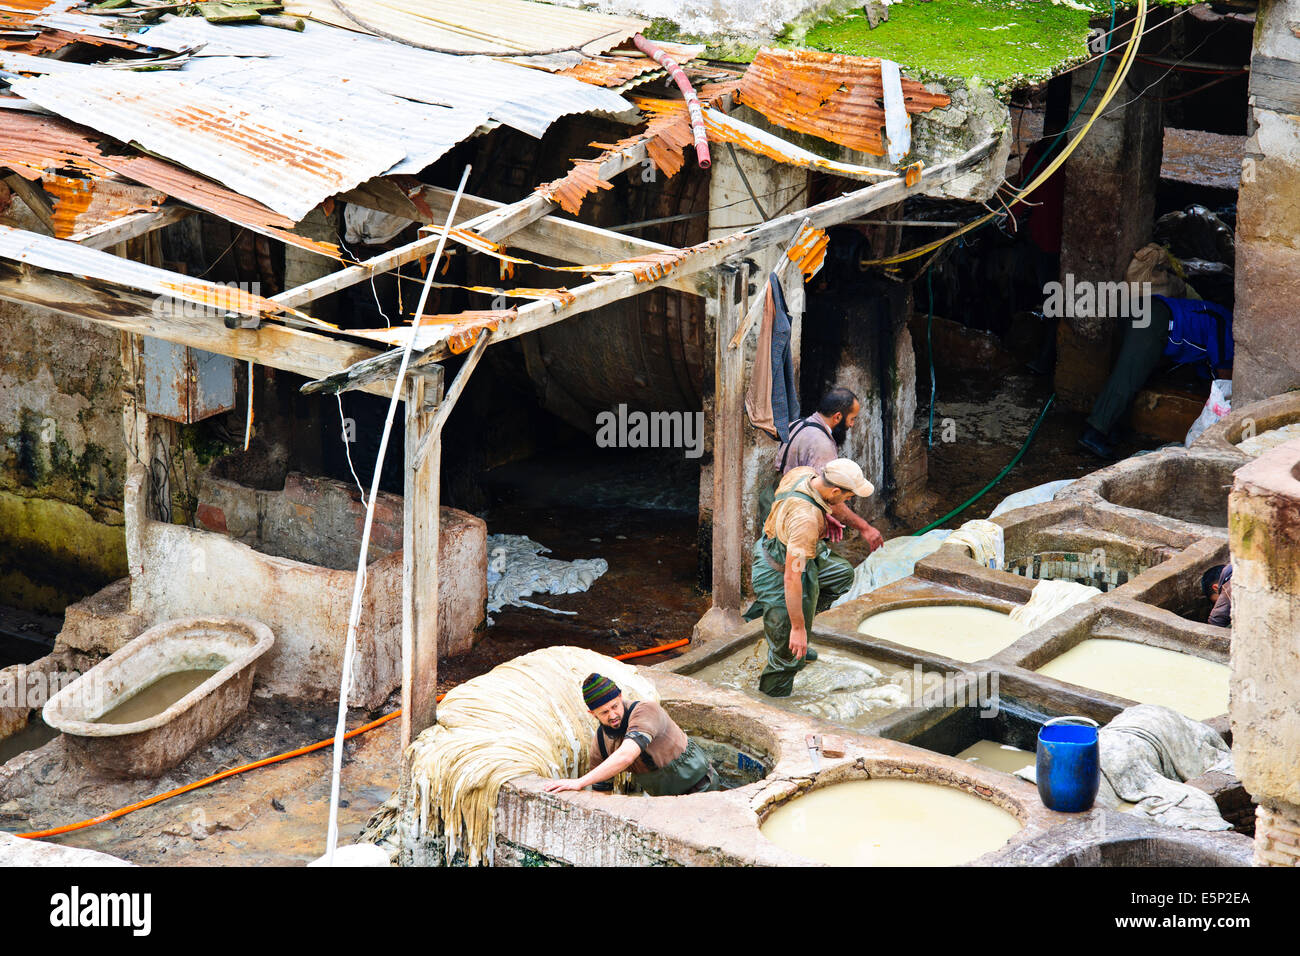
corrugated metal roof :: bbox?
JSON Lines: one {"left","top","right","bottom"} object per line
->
{"left": 280, "top": 0, "right": 644, "bottom": 56}
{"left": 0, "top": 99, "right": 335, "bottom": 256}
{"left": 636, "top": 97, "right": 898, "bottom": 181}
{"left": 736, "top": 47, "right": 950, "bottom": 158}
{"left": 135, "top": 18, "right": 639, "bottom": 138}
{"left": 0, "top": 223, "right": 311, "bottom": 322}
{"left": 7, "top": 66, "right": 410, "bottom": 222}
{"left": 4, "top": 15, "right": 639, "bottom": 223}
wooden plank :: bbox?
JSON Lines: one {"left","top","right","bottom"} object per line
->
{"left": 401, "top": 372, "right": 442, "bottom": 749}
{"left": 1249, "top": 55, "right": 1300, "bottom": 114}
{"left": 3, "top": 174, "right": 55, "bottom": 234}
{"left": 0, "top": 263, "right": 395, "bottom": 397}
{"left": 306, "top": 137, "right": 998, "bottom": 394}
{"left": 711, "top": 264, "right": 745, "bottom": 614}
{"left": 275, "top": 141, "right": 653, "bottom": 310}
{"left": 728, "top": 220, "right": 808, "bottom": 349}
{"left": 413, "top": 326, "right": 489, "bottom": 470}
{"left": 70, "top": 205, "right": 194, "bottom": 250}
{"left": 415, "top": 185, "right": 707, "bottom": 296}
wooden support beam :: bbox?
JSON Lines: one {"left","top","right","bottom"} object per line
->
{"left": 413, "top": 327, "right": 490, "bottom": 470}
{"left": 4, "top": 174, "right": 55, "bottom": 234}
{"left": 0, "top": 263, "right": 395, "bottom": 397}
{"left": 306, "top": 137, "right": 998, "bottom": 396}
{"left": 712, "top": 263, "right": 745, "bottom": 612}
{"left": 276, "top": 141, "right": 654, "bottom": 310}
{"left": 401, "top": 371, "right": 443, "bottom": 749}
{"left": 70, "top": 205, "right": 194, "bottom": 250}
{"left": 413, "top": 185, "right": 707, "bottom": 296}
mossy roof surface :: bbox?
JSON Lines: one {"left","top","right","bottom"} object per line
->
{"left": 791, "top": 0, "right": 1202, "bottom": 92}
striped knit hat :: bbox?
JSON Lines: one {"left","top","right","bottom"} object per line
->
{"left": 582, "top": 673, "right": 621, "bottom": 710}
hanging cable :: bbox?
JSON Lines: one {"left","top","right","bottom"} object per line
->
{"left": 861, "top": 0, "right": 1148, "bottom": 270}
{"left": 322, "top": 165, "right": 473, "bottom": 866}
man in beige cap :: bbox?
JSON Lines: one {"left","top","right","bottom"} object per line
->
{"left": 747, "top": 459, "right": 874, "bottom": 697}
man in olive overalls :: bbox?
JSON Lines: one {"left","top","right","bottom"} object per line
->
{"left": 748, "top": 459, "right": 872, "bottom": 697}
{"left": 543, "top": 673, "right": 721, "bottom": 796}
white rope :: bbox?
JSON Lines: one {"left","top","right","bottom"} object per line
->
{"left": 323, "top": 164, "right": 472, "bottom": 865}
{"left": 243, "top": 361, "right": 254, "bottom": 451}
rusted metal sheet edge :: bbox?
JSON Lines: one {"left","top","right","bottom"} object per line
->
{"left": 304, "top": 135, "right": 998, "bottom": 394}
{"left": 0, "top": 223, "right": 324, "bottom": 324}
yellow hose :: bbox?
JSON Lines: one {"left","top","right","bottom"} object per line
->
{"left": 862, "top": 0, "right": 1149, "bottom": 268}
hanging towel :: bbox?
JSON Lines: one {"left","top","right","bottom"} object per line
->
{"left": 745, "top": 272, "right": 800, "bottom": 442}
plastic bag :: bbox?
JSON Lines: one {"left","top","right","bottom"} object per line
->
{"left": 1184, "top": 379, "right": 1232, "bottom": 447}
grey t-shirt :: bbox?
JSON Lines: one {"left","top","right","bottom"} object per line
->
{"left": 774, "top": 414, "right": 837, "bottom": 476}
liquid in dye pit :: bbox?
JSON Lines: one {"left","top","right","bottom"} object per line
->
{"left": 94, "top": 667, "right": 223, "bottom": 725}
{"left": 1035, "top": 639, "right": 1229, "bottom": 720}
{"left": 689, "top": 641, "right": 912, "bottom": 729}
{"left": 857, "top": 605, "right": 1027, "bottom": 662}
{"left": 956, "top": 739, "right": 1036, "bottom": 776}
{"left": 953, "top": 739, "right": 1139, "bottom": 813}
{"left": 761, "top": 778, "right": 1022, "bottom": 866}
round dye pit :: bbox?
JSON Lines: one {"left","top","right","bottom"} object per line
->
{"left": 761, "top": 778, "right": 1022, "bottom": 866}
{"left": 688, "top": 642, "right": 912, "bottom": 730}
{"left": 1035, "top": 639, "right": 1229, "bottom": 720}
{"left": 857, "top": 604, "right": 1026, "bottom": 662}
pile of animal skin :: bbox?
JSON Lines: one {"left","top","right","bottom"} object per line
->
{"left": 690, "top": 641, "right": 911, "bottom": 728}
{"left": 1236, "top": 422, "right": 1300, "bottom": 457}
{"left": 403, "top": 646, "right": 656, "bottom": 866}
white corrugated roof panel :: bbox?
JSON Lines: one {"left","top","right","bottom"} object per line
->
{"left": 280, "top": 0, "right": 645, "bottom": 56}
{"left": 6, "top": 17, "right": 640, "bottom": 221}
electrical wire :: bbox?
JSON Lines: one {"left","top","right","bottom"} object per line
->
{"left": 861, "top": 0, "right": 1149, "bottom": 270}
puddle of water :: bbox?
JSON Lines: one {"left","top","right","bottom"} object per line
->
{"left": 0, "top": 717, "right": 60, "bottom": 764}
{"left": 690, "top": 641, "right": 912, "bottom": 729}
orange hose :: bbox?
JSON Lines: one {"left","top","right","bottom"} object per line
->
{"left": 16, "top": 710, "right": 404, "bottom": 840}
{"left": 14, "top": 637, "right": 689, "bottom": 841}
{"left": 614, "top": 638, "right": 690, "bottom": 661}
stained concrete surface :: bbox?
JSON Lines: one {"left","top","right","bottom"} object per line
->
{"left": 0, "top": 697, "right": 400, "bottom": 866}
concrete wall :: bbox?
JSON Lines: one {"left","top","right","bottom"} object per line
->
{"left": 123, "top": 466, "right": 486, "bottom": 708}
{"left": 1234, "top": 0, "right": 1300, "bottom": 403}
{"left": 1228, "top": 436, "right": 1300, "bottom": 865}
{"left": 0, "top": 202, "right": 128, "bottom": 613}
{"left": 1054, "top": 45, "right": 1166, "bottom": 413}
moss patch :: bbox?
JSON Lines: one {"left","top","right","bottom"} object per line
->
{"left": 0, "top": 490, "right": 126, "bottom": 614}
{"left": 797, "top": 0, "right": 1098, "bottom": 89}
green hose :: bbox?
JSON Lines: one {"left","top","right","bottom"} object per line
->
{"left": 912, "top": 392, "right": 1056, "bottom": 536}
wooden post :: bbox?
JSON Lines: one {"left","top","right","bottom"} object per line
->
{"left": 401, "top": 372, "right": 443, "bottom": 749}
{"left": 695, "top": 262, "right": 747, "bottom": 641}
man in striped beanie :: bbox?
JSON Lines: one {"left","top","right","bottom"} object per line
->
{"left": 543, "top": 673, "right": 720, "bottom": 796}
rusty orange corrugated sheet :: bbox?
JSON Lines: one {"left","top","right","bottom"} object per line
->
{"left": 737, "top": 47, "right": 950, "bottom": 157}
{"left": 0, "top": 28, "right": 138, "bottom": 55}
{"left": 549, "top": 40, "right": 705, "bottom": 89}
{"left": 0, "top": 111, "right": 340, "bottom": 258}
{"left": 787, "top": 225, "right": 829, "bottom": 279}
{"left": 403, "top": 310, "right": 513, "bottom": 354}
{"left": 41, "top": 173, "right": 167, "bottom": 239}
{"left": 534, "top": 82, "right": 737, "bottom": 217}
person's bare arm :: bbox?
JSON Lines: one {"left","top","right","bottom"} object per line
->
{"left": 784, "top": 550, "right": 808, "bottom": 660}
{"left": 544, "top": 739, "right": 641, "bottom": 793}
{"left": 832, "top": 500, "right": 883, "bottom": 551}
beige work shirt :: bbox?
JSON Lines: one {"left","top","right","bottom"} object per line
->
{"left": 761, "top": 466, "right": 830, "bottom": 561}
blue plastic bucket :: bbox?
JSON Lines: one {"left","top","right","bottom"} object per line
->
{"left": 1036, "top": 716, "right": 1100, "bottom": 813}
